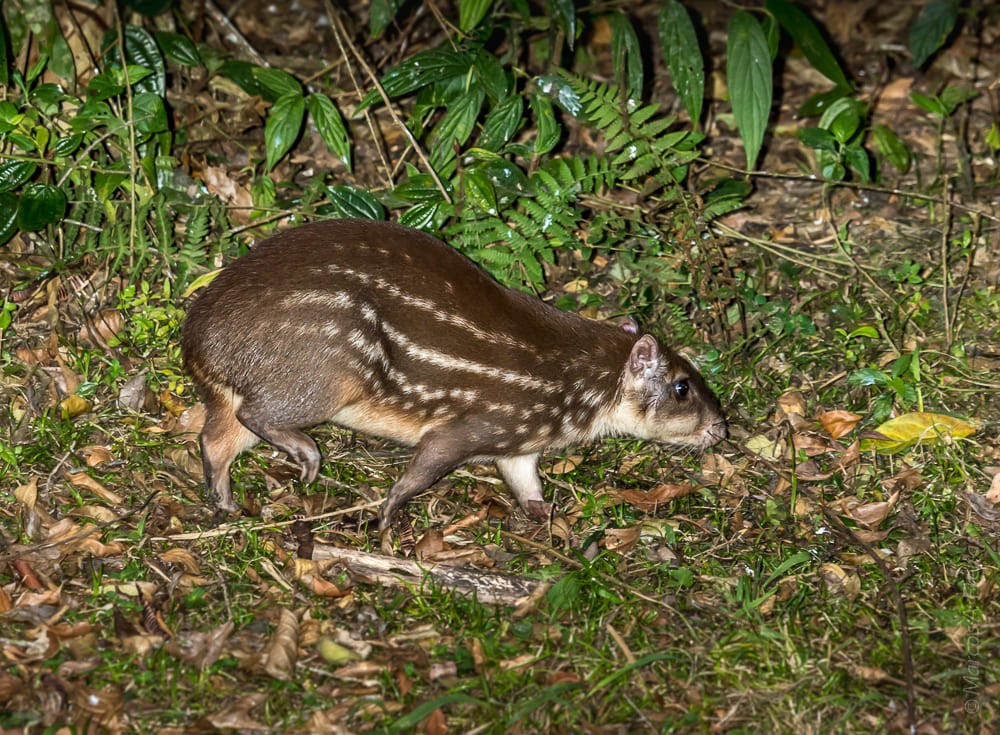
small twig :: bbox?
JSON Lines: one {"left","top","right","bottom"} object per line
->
{"left": 940, "top": 179, "right": 953, "bottom": 347}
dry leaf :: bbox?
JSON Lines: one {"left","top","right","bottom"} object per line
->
{"left": 79, "top": 445, "right": 114, "bottom": 466}
{"left": 59, "top": 395, "right": 92, "bottom": 419}
{"left": 746, "top": 434, "right": 785, "bottom": 460}
{"left": 603, "top": 525, "right": 641, "bottom": 553}
{"left": 835, "top": 491, "right": 900, "bottom": 529}
{"left": 818, "top": 562, "right": 861, "bottom": 598}
{"left": 819, "top": 410, "right": 863, "bottom": 439}
{"left": 791, "top": 433, "right": 831, "bottom": 456}
{"left": 550, "top": 455, "right": 582, "bottom": 474}
{"left": 67, "top": 472, "right": 124, "bottom": 504}
{"left": 777, "top": 391, "right": 807, "bottom": 419}
{"left": 612, "top": 483, "right": 696, "bottom": 510}
{"left": 264, "top": 608, "right": 299, "bottom": 680}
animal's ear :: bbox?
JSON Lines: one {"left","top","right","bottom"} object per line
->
{"left": 628, "top": 334, "right": 661, "bottom": 380}
{"left": 617, "top": 316, "right": 639, "bottom": 335}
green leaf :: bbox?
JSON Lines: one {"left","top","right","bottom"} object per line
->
{"left": 217, "top": 60, "right": 266, "bottom": 98}
{"left": 463, "top": 168, "right": 498, "bottom": 215}
{"left": 369, "top": 0, "right": 405, "bottom": 37}
{"left": 16, "top": 183, "right": 66, "bottom": 231}
{"left": 843, "top": 143, "right": 870, "bottom": 182}
{"left": 609, "top": 12, "right": 643, "bottom": 99}
{"left": 398, "top": 201, "right": 443, "bottom": 230}
{"left": 529, "top": 92, "right": 560, "bottom": 154}
{"left": 910, "top": 91, "right": 946, "bottom": 117}
{"left": 796, "top": 127, "right": 837, "bottom": 152}
{"left": 53, "top": 134, "right": 84, "bottom": 157}
{"left": 727, "top": 11, "right": 772, "bottom": 171}
{"left": 307, "top": 93, "right": 351, "bottom": 170}
{"left": 0, "top": 160, "right": 37, "bottom": 192}
{"left": 0, "top": 193, "right": 18, "bottom": 244}
{"left": 264, "top": 92, "right": 305, "bottom": 171}
{"left": 156, "top": 31, "right": 201, "bottom": 66}
{"left": 357, "top": 48, "right": 475, "bottom": 111}
{"left": 938, "top": 85, "right": 977, "bottom": 115}
{"left": 546, "top": 0, "right": 576, "bottom": 49}
{"left": 430, "top": 85, "right": 485, "bottom": 166}
{"left": 459, "top": 0, "right": 494, "bottom": 33}
{"left": 325, "top": 185, "right": 385, "bottom": 220}
{"left": 909, "top": 0, "right": 958, "bottom": 68}
{"left": 658, "top": 0, "right": 704, "bottom": 124}
{"left": 479, "top": 95, "right": 524, "bottom": 151}
{"left": 473, "top": 51, "right": 510, "bottom": 104}
{"left": 118, "top": 25, "right": 166, "bottom": 95}
{"left": 765, "top": 0, "right": 850, "bottom": 89}
{"left": 872, "top": 124, "right": 911, "bottom": 173}
{"left": 798, "top": 86, "right": 849, "bottom": 117}
{"left": 392, "top": 173, "right": 445, "bottom": 203}
{"left": 253, "top": 67, "right": 302, "bottom": 101}
{"left": 87, "top": 70, "right": 126, "bottom": 101}
{"left": 819, "top": 97, "right": 864, "bottom": 144}
{"left": 133, "top": 92, "right": 168, "bottom": 135}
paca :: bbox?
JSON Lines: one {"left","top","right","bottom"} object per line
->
{"left": 182, "top": 219, "right": 727, "bottom": 529}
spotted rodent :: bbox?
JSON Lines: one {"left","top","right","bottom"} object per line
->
{"left": 182, "top": 219, "right": 727, "bottom": 529}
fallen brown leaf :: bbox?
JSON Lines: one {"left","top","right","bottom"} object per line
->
{"left": 819, "top": 410, "right": 862, "bottom": 439}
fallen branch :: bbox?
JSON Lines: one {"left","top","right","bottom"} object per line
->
{"left": 311, "top": 544, "right": 548, "bottom": 607}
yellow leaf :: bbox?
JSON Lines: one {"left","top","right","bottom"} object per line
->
{"left": 60, "top": 395, "right": 92, "bottom": 419}
{"left": 860, "top": 412, "right": 976, "bottom": 454}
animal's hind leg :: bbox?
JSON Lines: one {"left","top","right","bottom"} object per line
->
{"left": 200, "top": 391, "right": 259, "bottom": 513}
{"left": 235, "top": 406, "right": 322, "bottom": 485}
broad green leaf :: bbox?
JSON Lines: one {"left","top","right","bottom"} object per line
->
{"left": 29, "top": 83, "right": 65, "bottom": 115}
{"left": 117, "top": 26, "right": 166, "bottom": 95}
{"left": 842, "top": 143, "right": 871, "bottom": 182}
{"left": 796, "top": 127, "right": 837, "bottom": 152}
{"left": 132, "top": 92, "right": 168, "bottom": 135}
{"left": 392, "top": 173, "right": 445, "bottom": 203}
{"left": 860, "top": 412, "right": 976, "bottom": 454}
{"left": 798, "top": 87, "right": 849, "bottom": 117}
{"left": 473, "top": 51, "right": 510, "bottom": 104}
{"left": 325, "top": 185, "right": 385, "bottom": 220}
{"left": 910, "top": 91, "right": 946, "bottom": 117}
{"left": 819, "top": 97, "right": 864, "bottom": 144}
{"left": 0, "top": 160, "right": 37, "bottom": 192}
{"left": 463, "top": 168, "right": 498, "bottom": 215}
{"left": 909, "top": 0, "right": 958, "bottom": 68}
{"left": 253, "top": 67, "right": 302, "bottom": 101}
{"left": 398, "top": 201, "right": 443, "bottom": 230}
{"left": 609, "top": 12, "right": 643, "bottom": 99}
{"left": 479, "top": 95, "right": 523, "bottom": 151}
{"left": 87, "top": 70, "right": 126, "bottom": 101}
{"left": 264, "top": 92, "right": 305, "bottom": 171}
{"left": 872, "top": 124, "right": 911, "bottom": 173}
{"left": 53, "top": 134, "right": 84, "bottom": 157}
{"left": 546, "top": 0, "right": 576, "bottom": 49}
{"left": 357, "top": 48, "right": 475, "bottom": 111}
{"left": 478, "top": 156, "right": 529, "bottom": 203}
{"left": 765, "top": 0, "right": 850, "bottom": 89}
{"left": 16, "top": 183, "right": 66, "bottom": 231}
{"left": 0, "top": 193, "right": 18, "bottom": 243}
{"left": 306, "top": 93, "right": 351, "bottom": 170}
{"left": 727, "top": 11, "right": 772, "bottom": 171}
{"left": 938, "top": 85, "right": 977, "bottom": 115}
{"left": 529, "top": 92, "right": 560, "bottom": 154}
{"left": 369, "top": 0, "right": 405, "bottom": 37}
{"left": 459, "top": 0, "right": 494, "bottom": 33}
{"left": 218, "top": 60, "right": 266, "bottom": 98}
{"left": 430, "top": 86, "right": 485, "bottom": 165}
{"left": 156, "top": 31, "right": 201, "bottom": 66}
{"left": 658, "top": 0, "right": 704, "bottom": 124}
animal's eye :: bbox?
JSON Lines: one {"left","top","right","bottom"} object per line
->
{"left": 673, "top": 379, "right": 690, "bottom": 400}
